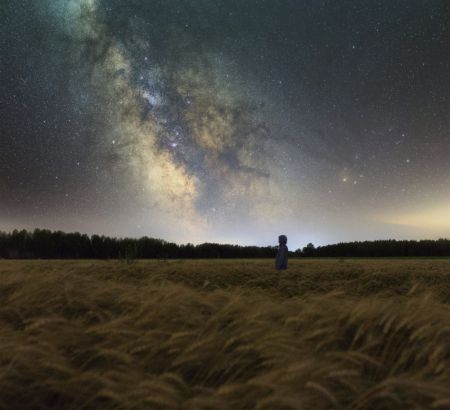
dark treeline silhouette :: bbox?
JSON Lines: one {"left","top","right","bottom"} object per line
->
{"left": 0, "top": 229, "right": 278, "bottom": 259}
{"left": 295, "top": 240, "right": 450, "bottom": 257}
{"left": 1, "top": 229, "right": 449, "bottom": 259}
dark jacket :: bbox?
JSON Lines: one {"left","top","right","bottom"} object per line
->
{"left": 275, "top": 235, "right": 288, "bottom": 270}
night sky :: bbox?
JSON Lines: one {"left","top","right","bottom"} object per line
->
{"left": 1, "top": 0, "right": 449, "bottom": 247}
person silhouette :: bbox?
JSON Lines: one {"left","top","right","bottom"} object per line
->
{"left": 275, "top": 235, "right": 288, "bottom": 270}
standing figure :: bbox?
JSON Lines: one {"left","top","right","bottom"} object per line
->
{"left": 275, "top": 235, "right": 288, "bottom": 270}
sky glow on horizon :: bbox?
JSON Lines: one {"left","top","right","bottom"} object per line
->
{"left": 1, "top": 0, "right": 449, "bottom": 248}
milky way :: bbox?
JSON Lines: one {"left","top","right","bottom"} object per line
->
{"left": 1, "top": 0, "right": 449, "bottom": 247}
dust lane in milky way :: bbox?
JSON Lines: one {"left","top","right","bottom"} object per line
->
{"left": 1, "top": 0, "right": 449, "bottom": 246}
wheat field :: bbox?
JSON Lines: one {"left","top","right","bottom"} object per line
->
{"left": 0, "top": 259, "right": 449, "bottom": 409}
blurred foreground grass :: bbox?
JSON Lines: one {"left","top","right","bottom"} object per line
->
{"left": 0, "top": 259, "right": 449, "bottom": 409}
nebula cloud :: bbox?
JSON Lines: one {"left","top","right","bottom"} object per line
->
{"left": 38, "top": 0, "right": 296, "bottom": 238}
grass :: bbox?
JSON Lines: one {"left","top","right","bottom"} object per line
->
{"left": 0, "top": 258, "right": 449, "bottom": 409}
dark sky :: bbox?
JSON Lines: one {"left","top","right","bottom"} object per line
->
{"left": 1, "top": 0, "right": 449, "bottom": 247}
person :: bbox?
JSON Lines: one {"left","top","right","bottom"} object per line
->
{"left": 275, "top": 235, "right": 288, "bottom": 270}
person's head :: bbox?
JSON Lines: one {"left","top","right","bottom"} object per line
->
{"left": 278, "top": 235, "right": 287, "bottom": 245}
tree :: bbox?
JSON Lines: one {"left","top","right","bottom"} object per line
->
{"left": 302, "top": 243, "right": 316, "bottom": 257}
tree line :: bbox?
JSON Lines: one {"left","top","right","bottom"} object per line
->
{"left": 0, "top": 229, "right": 278, "bottom": 259}
{"left": 1, "top": 229, "right": 449, "bottom": 259}
{"left": 296, "top": 239, "right": 450, "bottom": 257}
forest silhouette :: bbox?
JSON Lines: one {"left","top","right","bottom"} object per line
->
{"left": 1, "top": 229, "right": 450, "bottom": 259}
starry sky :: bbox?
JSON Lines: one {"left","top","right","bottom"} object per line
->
{"left": 1, "top": 0, "right": 449, "bottom": 247}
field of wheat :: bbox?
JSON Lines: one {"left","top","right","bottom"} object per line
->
{"left": 0, "top": 258, "right": 449, "bottom": 409}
